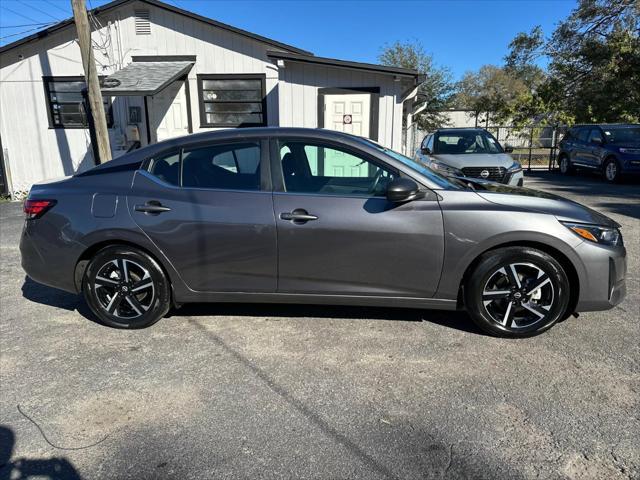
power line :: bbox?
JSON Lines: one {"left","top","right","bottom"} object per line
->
{"left": 0, "top": 24, "right": 55, "bottom": 41}
{"left": 43, "top": 0, "right": 71, "bottom": 15}
{"left": 23, "top": 1, "right": 63, "bottom": 21}
{"left": 0, "top": 22, "right": 56, "bottom": 28}
{"left": 0, "top": 6, "right": 43, "bottom": 24}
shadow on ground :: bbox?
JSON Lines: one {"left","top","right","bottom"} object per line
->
{"left": 21, "top": 276, "right": 484, "bottom": 336}
{"left": 0, "top": 426, "right": 82, "bottom": 480}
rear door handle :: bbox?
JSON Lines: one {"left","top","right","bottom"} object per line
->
{"left": 280, "top": 209, "right": 318, "bottom": 223}
{"left": 135, "top": 201, "right": 171, "bottom": 215}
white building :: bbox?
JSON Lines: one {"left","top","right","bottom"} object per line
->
{"left": 0, "top": 0, "right": 421, "bottom": 196}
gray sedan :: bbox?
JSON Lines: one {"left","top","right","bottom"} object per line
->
{"left": 20, "top": 128, "right": 626, "bottom": 337}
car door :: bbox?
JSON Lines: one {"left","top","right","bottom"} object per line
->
{"left": 128, "top": 139, "right": 277, "bottom": 293}
{"left": 586, "top": 128, "right": 605, "bottom": 167}
{"left": 572, "top": 128, "right": 591, "bottom": 165}
{"left": 271, "top": 137, "right": 444, "bottom": 298}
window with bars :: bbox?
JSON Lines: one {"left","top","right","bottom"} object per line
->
{"left": 43, "top": 76, "right": 113, "bottom": 129}
{"left": 197, "top": 75, "right": 266, "bottom": 128}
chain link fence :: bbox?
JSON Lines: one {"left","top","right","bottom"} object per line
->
{"left": 405, "top": 124, "right": 569, "bottom": 171}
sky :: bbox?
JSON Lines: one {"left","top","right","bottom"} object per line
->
{"left": 0, "top": 0, "right": 577, "bottom": 80}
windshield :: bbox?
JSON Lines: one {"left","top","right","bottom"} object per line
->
{"left": 601, "top": 126, "right": 640, "bottom": 145}
{"left": 434, "top": 130, "right": 503, "bottom": 154}
{"left": 359, "top": 140, "right": 466, "bottom": 190}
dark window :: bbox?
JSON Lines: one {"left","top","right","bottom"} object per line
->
{"left": 43, "top": 76, "right": 113, "bottom": 128}
{"left": 576, "top": 128, "right": 590, "bottom": 143}
{"left": 278, "top": 140, "right": 397, "bottom": 197}
{"left": 588, "top": 128, "right": 604, "bottom": 144}
{"left": 198, "top": 75, "right": 266, "bottom": 127}
{"left": 182, "top": 142, "right": 261, "bottom": 190}
{"left": 148, "top": 150, "right": 181, "bottom": 186}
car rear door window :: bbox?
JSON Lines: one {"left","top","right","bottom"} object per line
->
{"left": 182, "top": 142, "right": 261, "bottom": 190}
{"left": 148, "top": 150, "right": 181, "bottom": 186}
{"left": 278, "top": 140, "right": 397, "bottom": 197}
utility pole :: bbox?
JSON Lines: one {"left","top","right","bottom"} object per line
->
{"left": 71, "top": 0, "right": 111, "bottom": 164}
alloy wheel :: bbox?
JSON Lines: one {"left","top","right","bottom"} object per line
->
{"left": 482, "top": 262, "right": 554, "bottom": 330}
{"left": 560, "top": 157, "right": 569, "bottom": 174}
{"left": 605, "top": 161, "right": 617, "bottom": 181}
{"left": 93, "top": 258, "right": 155, "bottom": 319}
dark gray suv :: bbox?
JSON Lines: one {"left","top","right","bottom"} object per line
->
{"left": 20, "top": 128, "right": 627, "bottom": 337}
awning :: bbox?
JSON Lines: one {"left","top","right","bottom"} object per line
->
{"left": 101, "top": 61, "right": 194, "bottom": 96}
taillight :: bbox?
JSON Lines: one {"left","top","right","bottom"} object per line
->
{"left": 23, "top": 199, "right": 57, "bottom": 219}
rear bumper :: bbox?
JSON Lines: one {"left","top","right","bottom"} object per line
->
{"left": 20, "top": 221, "right": 79, "bottom": 294}
{"left": 574, "top": 241, "right": 627, "bottom": 311}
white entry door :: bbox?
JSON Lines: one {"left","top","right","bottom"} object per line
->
{"left": 150, "top": 80, "right": 189, "bottom": 143}
{"left": 322, "top": 93, "right": 372, "bottom": 176}
{"left": 323, "top": 93, "right": 371, "bottom": 138}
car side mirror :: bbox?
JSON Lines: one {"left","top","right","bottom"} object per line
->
{"left": 504, "top": 145, "right": 514, "bottom": 153}
{"left": 421, "top": 147, "right": 432, "bottom": 155}
{"left": 386, "top": 177, "right": 424, "bottom": 203}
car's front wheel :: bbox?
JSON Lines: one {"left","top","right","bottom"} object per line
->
{"left": 82, "top": 245, "right": 171, "bottom": 328}
{"left": 558, "top": 154, "right": 574, "bottom": 175}
{"left": 464, "top": 247, "right": 570, "bottom": 337}
{"left": 603, "top": 157, "right": 621, "bottom": 183}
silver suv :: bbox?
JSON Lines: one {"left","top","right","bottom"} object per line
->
{"left": 415, "top": 128, "right": 524, "bottom": 186}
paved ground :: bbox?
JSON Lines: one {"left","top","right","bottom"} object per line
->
{"left": 1, "top": 172, "right": 638, "bottom": 480}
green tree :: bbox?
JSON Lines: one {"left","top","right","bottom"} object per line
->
{"left": 454, "top": 65, "right": 530, "bottom": 126}
{"left": 378, "top": 40, "right": 454, "bottom": 131}
{"left": 506, "top": 0, "right": 640, "bottom": 124}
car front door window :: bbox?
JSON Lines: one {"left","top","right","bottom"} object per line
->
{"left": 278, "top": 141, "right": 397, "bottom": 197}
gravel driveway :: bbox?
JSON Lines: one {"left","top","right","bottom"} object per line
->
{"left": 1, "top": 172, "right": 638, "bottom": 480}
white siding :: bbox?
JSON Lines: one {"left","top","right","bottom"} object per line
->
{"left": 277, "top": 63, "right": 406, "bottom": 150}
{"left": 0, "top": 0, "right": 410, "bottom": 193}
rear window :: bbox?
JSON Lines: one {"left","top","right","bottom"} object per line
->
{"left": 146, "top": 142, "right": 261, "bottom": 190}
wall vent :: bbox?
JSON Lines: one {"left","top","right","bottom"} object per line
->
{"left": 134, "top": 10, "right": 151, "bottom": 35}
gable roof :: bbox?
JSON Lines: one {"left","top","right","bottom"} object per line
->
{"left": 0, "top": 0, "right": 312, "bottom": 55}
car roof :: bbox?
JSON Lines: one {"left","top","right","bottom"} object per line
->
{"left": 434, "top": 128, "right": 486, "bottom": 132}
{"left": 572, "top": 123, "right": 640, "bottom": 129}
{"left": 81, "top": 127, "right": 377, "bottom": 173}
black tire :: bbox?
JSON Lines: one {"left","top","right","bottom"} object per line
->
{"left": 558, "top": 154, "right": 574, "bottom": 175}
{"left": 82, "top": 245, "right": 171, "bottom": 329}
{"left": 603, "top": 157, "right": 621, "bottom": 183}
{"left": 464, "top": 247, "right": 570, "bottom": 338}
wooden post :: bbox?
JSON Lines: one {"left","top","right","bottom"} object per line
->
{"left": 71, "top": 0, "right": 111, "bottom": 164}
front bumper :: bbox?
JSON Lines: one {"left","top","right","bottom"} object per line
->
{"left": 574, "top": 241, "right": 627, "bottom": 312}
{"left": 505, "top": 170, "right": 524, "bottom": 187}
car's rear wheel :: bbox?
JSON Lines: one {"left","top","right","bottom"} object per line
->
{"left": 83, "top": 245, "right": 171, "bottom": 329}
{"left": 558, "top": 154, "right": 574, "bottom": 175}
{"left": 464, "top": 247, "right": 570, "bottom": 337}
{"left": 603, "top": 157, "right": 621, "bottom": 183}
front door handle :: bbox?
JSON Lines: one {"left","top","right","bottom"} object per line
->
{"left": 280, "top": 208, "right": 318, "bottom": 223}
{"left": 135, "top": 201, "right": 171, "bottom": 215}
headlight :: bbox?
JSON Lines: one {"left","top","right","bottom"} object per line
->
{"left": 430, "top": 161, "right": 463, "bottom": 176}
{"left": 619, "top": 148, "right": 640, "bottom": 154}
{"left": 507, "top": 161, "right": 522, "bottom": 173}
{"left": 561, "top": 222, "right": 623, "bottom": 246}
